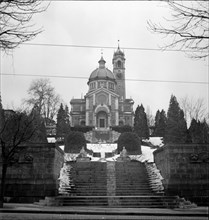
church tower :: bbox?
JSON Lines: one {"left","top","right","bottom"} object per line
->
{"left": 112, "top": 44, "right": 126, "bottom": 100}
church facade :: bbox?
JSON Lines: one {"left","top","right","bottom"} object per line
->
{"left": 70, "top": 46, "right": 134, "bottom": 128}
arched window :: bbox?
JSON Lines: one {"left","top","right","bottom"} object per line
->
{"left": 117, "top": 60, "right": 122, "bottom": 68}
{"left": 108, "top": 82, "right": 115, "bottom": 90}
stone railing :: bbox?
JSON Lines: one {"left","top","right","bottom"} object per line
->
{"left": 145, "top": 162, "right": 164, "bottom": 194}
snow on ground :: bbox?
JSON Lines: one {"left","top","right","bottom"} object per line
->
{"left": 143, "top": 137, "right": 164, "bottom": 148}
{"left": 63, "top": 144, "right": 156, "bottom": 163}
{"left": 48, "top": 137, "right": 160, "bottom": 163}
{"left": 141, "top": 145, "right": 156, "bottom": 163}
{"left": 59, "top": 145, "right": 65, "bottom": 151}
{"left": 87, "top": 143, "right": 117, "bottom": 152}
{"left": 59, "top": 143, "right": 156, "bottom": 162}
{"left": 47, "top": 137, "right": 56, "bottom": 143}
{"left": 149, "top": 137, "right": 164, "bottom": 147}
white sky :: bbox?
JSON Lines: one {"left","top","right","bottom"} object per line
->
{"left": 0, "top": 1, "right": 208, "bottom": 117}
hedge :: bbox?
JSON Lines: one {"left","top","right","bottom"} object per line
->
{"left": 64, "top": 131, "right": 87, "bottom": 153}
{"left": 117, "top": 132, "right": 142, "bottom": 154}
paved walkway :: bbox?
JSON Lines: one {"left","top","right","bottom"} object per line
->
{"left": 0, "top": 203, "right": 208, "bottom": 219}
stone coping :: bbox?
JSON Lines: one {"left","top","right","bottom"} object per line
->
{"left": 0, "top": 203, "right": 208, "bottom": 217}
{"left": 17, "top": 143, "right": 64, "bottom": 155}
{"left": 153, "top": 144, "right": 209, "bottom": 155}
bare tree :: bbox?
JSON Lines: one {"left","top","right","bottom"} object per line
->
{"left": 0, "top": 107, "right": 37, "bottom": 208}
{"left": 180, "top": 95, "right": 208, "bottom": 125}
{"left": 24, "top": 78, "right": 62, "bottom": 122}
{"left": 0, "top": 0, "right": 48, "bottom": 51}
{"left": 148, "top": 1, "right": 209, "bottom": 59}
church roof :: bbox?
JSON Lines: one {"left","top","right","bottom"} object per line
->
{"left": 88, "top": 56, "right": 116, "bottom": 83}
{"left": 114, "top": 45, "right": 124, "bottom": 56}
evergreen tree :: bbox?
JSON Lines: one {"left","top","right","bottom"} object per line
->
{"left": 202, "top": 120, "right": 209, "bottom": 143}
{"left": 64, "top": 131, "right": 86, "bottom": 153}
{"left": 134, "top": 105, "right": 140, "bottom": 136}
{"left": 178, "top": 109, "right": 188, "bottom": 143}
{"left": 154, "top": 110, "right": 160, "bottom": 134}
{"left": 64, "top": 105, "right": 71, "bottom": 131}
{"left": 189, "top": 119, "right": 209, "bottom": 144}
{"left": 165, "top": 95, "right": 187, "bottom": 144}
{"left": 56, "top": 104, "right": 71, "bottom": 138}
{"left": 117, "top": 132, "right": 142, "bottom": 154}
{"left": 134, "top": 104, "right": 149, "bottom": 139}
{"left": 154, "top": 110, "right": 167, "bottom": 137}
{"left": 30, "top": 105, "right": 47, "bottom": 143}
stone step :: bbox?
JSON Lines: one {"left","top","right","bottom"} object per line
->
{"left": 115, "top": 180, "right": 149, "bottom": 183}
{"left": 62, "top": 161, "right": 165, "bottom": 207}
{"left": 116, "top": 188, "right": 152, "bottom": 191}
{"left": 74, "top": 185, "right": 151, "bottom": 188}
{"left": 73, "top": 177, "right": 107, "bottom": 183}
{"left": 116, "top": 186, "right": 152, "bottom": 190}
{"left": 72, "top": 179, "right": 107, "bottom": 182}
{"left": 71, "top": 183, "right": 107, "bottom": 186}
{"left": 116, "top": 184, "right": 151, "bottom": 188}
{"left": 71, "top": 189, "right": 107, "bottom": 192}
{"left": 56, "top": 196, "right": 178, "bottom": 208}
{"left": 115, "top": 192, "right": 154, "bottom": 196}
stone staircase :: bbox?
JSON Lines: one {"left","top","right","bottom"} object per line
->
{"left": 115, "top": 161, "right": 154, "bottom": 196}
{"left": 56, "top": 161, "right": 179, "bottom": 208}
{"left": 67, "top": 162, "right": 107, "bottom": 196}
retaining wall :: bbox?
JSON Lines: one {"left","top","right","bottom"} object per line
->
{"left": 0, "top": 143, "right": 64, "bottom": 203}
{"left": 154, "top": 144, "right": 209, "bottom": 206}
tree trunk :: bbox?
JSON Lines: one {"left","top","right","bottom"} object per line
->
{"left": 0, "top": 162, "right": 7, "bottom": 208}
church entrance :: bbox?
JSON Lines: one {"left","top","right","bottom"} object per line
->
{"left": 97, "top": 111, "right": 108, "bottom": 128}
{"left": 100, "top": 118, "right": 105, "bottom": 128}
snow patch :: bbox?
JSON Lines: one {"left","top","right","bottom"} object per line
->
{"left": 87, "top": 143, "right": 117, "bottom": 153}
{"left": 59, "top": 145, "right": 65, "bottom": 151}
{"left": 47, "top": 137, "right": 56, "bottom": 143}
{"left": 144, "top": 137, "right": 164, "bottom": 148}
{"left": 141, "top": 145, "right": 156, "bottom": 162}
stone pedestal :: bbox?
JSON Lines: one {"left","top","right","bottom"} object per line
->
{"left": 116, "top": 147, "right": 131, "bottom": 162}
{"left": 76, "top": 147, "right": 91, "bottom": 162}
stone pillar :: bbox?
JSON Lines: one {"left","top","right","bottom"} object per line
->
{"left": 93, "top": 94, "right": 96, "bottom": 105}
{"left": 108, "top": 113, "right": 111, "bottom": 127}
{"left": 86, "top": 98, "right": 89, "bottom": 110}
{"left": 86, "top": 111, "right": 89, "bottom": 126}
{"left": 115, "top": 111, "right": 119, "bottom": 126}
{"left": 93, "top": 113, "right": 97, "bottom": 127}
{"left": 109, "top": 94, "right": 111, "bottom": 106}
{"left": 115, "top": 98, "right": 118, "bottom": 110}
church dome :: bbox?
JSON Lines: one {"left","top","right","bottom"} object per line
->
{"left": 88, "top": 56, "right": 116, "bottom": 84}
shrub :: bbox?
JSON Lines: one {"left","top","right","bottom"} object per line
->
{"left": 111, "top": 125, "right": 133, "bottom": 133}
{"left": 117, "top": 132, "right": 142, "bottom": 154}
{"left": 71, "top": 126, "right": 94, "bottom": 133}
{"left": 64, "top": 131, "right": 86, "bottom": 153}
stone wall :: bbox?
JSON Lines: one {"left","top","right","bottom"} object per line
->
{"left": 154, "top": 144, "right": 209, "bottom": 206}
{"left": 0, "top": 143, "right": 64, "bottom": 203}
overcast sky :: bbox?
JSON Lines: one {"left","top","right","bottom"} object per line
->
{"left": 1, "top": 1, "right": 208, "bottom": 117}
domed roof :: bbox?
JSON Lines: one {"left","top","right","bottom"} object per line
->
{"left": 88, "top": 56, "right": 116, "bottom": 83}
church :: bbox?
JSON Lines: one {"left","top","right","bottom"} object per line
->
{"left": 70, "top": 45, "right": 134, "bottom": 128}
